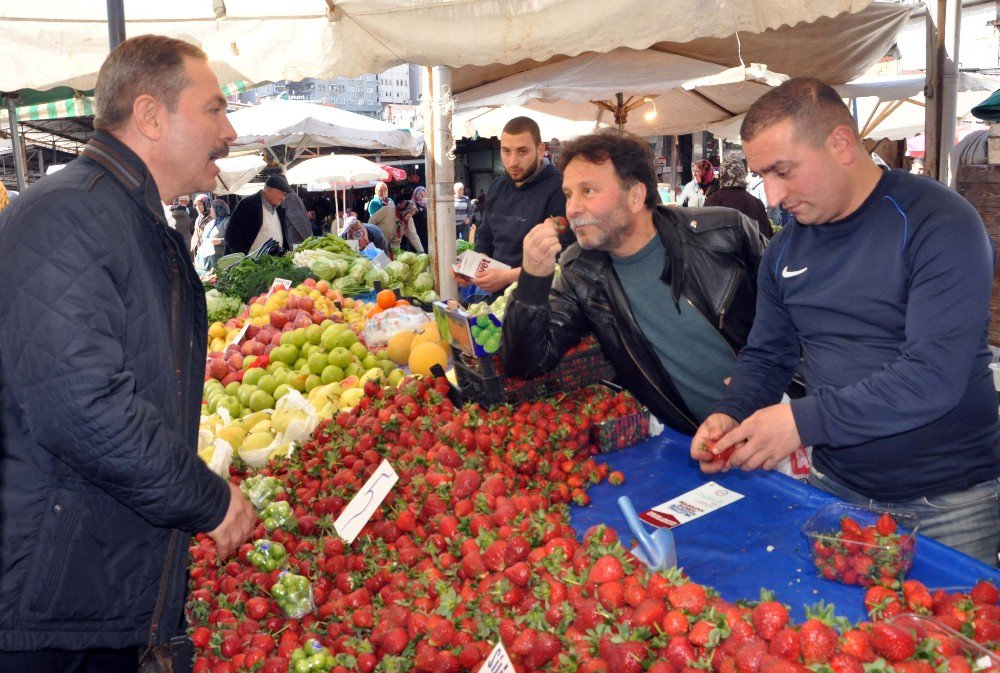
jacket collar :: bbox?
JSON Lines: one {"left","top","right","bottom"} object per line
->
{"left": 81, "top": 130, "right": 169, "bottom": 228}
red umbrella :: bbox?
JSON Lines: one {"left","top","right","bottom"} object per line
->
{"left": 379, "top": 164, "right": 408, "bottom": 182}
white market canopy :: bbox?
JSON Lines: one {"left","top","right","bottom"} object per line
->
{"left": 214, "top": 153, "right": 266, "bottom": 194}
{"left": 227, "top": 99, "right": 423, "bottom": 159}
{"left": 452, "top": 2, "right": 910, "bottom": 138}
{"left": 0, "top": 1, "right": 880, "bottom": 93}
{"left": 453, "top": 105, "right": 611, "bottom": 141}
{"left": 285, "top": 154, "right": 388, "bottom": 187}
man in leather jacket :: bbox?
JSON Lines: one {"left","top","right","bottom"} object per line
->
{"left": 502, "top": 130, "right": 766, "bottom": 435}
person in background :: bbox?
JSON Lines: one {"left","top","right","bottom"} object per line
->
{"left": 411, "top": 185, "right": 429, "bottom": 252}
{"left": 454, "top": 182, "right": 473, "bottom": 241}
{"left": 169, "top": 201, "right": 194, "bottom": 254}
{"left": 307, "top": 209, "right": 323, "bottom": 236}
{"left": 466, "top": 116, "right": 570, "bottom": 297}
{"left": 0, "top": 34, "right": 256, "bottom": 672}
{"left": 370, "top": 200, "right": 425, "bottom": 254}
{"left": 691, "top": 77, "right": 1000, "bottom": 566}
{"left": 705, "top": 158, "right": 773, "bottom": 239}
{"left": 503, "top": 129, "right": 765, "bottom": 434}
{"left": 176, "top": 193, "right": 195, "bottom": 220}
{"left": 677, "top": 159, "right": 719, "bottom": 207}
{"left": 340, "top": 214, "right": 371, "bottom": 250}
{"left": 190, "top": 194, "right": 212, "bottom": 257}
{"left": 366, "top": 182, "right": 393, "bottom": 218}
{"left": 195, "top": 199, "right": 230, "bottom": 275}
{"left": 224, "top": 175, "right": 311, "bottom": 254}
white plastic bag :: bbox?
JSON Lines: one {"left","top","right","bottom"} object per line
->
{"left": 361, "top": 306, "right": 431, "bottom": 348}
{"left": 272, "top": 390, "right": 319, "bottom": 443}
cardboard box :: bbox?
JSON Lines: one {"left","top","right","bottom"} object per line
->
{"left": 433, "top": 301, "right": 502, "bottom": 357}
{"left": 452, "top": 251, "right": 511, "bottom": 278}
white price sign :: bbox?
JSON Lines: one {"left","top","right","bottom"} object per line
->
{"left": 333, "top": 460, "right": 398, "bottom": 544}
{"left": 266, "top": 277, "right": 293, "bottom": 297}
{"left": 478, "top": 642, "right": 515, "bottom": 673}
{"left": 229, "top": 321, "right": 251, "bottom": 346}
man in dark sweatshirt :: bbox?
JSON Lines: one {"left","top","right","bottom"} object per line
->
{"left": 467, "top": 116, "right": 570, "bottom": 295}
{"left": 691, "top": 78, "right": 1000, "bottom": 566}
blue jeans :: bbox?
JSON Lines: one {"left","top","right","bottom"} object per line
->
{"left": 806, "top": 467, "right": 1000, "bottom": 568}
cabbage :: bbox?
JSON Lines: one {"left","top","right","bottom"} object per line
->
{"left": 364, "top": 267, "right": 390, "bottom": 287}
{"left": 416, "top": 289, "right": 439, "bottom": 304}
{"left": 396, "top": 251, "right": 418, "bottom": 266}
{"left": 331, "top": 259, "right": 351, "bottom": 278}
{"left": 413, "top": 271, "right": 434, "bottom": 292}
{"left": 385, "top": 260, "right": 410, "bottom": 283}
{"left": 409, "top": 254, "right": 430, "bottom": 273}
{"left": 311, "top": 258, "right": 338, "bottom": 281}
{"left": 349, "top": 258, "right": 371, "bottom": 280}
{"left": 205, "top": 289, "right": 244, "bottom": 324}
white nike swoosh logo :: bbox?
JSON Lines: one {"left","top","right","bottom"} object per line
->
{"left": 781, "top": 266, "right": 807, "bottom": 278}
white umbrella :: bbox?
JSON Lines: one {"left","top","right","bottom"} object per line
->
{"left": 286, "top": 155, "right": 389, "bottom": 226}
{"left": 214, "top": 154, "right": 266, "bottom": 195}
{"left": 454, "top": 105, "right": 609, "bottom": 141}
{"left": 228, "top": 99, "right": 423, "bottom": 162}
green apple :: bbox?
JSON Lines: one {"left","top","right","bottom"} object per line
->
{"left": 379, "top": 359, "right": 396, "bottom": 375}
{"left": 225, "top": 381, "right": 240, "bottom": 396}
{"left": 362, "top": 354, "right": 381, "bottom": 371}
{"left": 242, "top": 368, "right": 265, "bottom": 387}
{"left": 387, "top": 369, "right": 406, "bottom": 386}
{"left": 257, "top": 374, "right": 278, "bottom": 396}
{"left": 243, "top": 355, "right": 258, "bottom": 369}
{"left": 345, "top": 362, "right": 363, "bottom": 378}
{"left": 304, "top": 374, "right": 321, "bottom": 393}
{"left": 286, "top": 371, "right": 308, "bottom": 392}
{"left": 273, "top": 383, "right": 294, "bottom": 400}
{"left": 334, "top": 330, "right": 358, "bottom": 349}
{"left": 237, "top": 384, "right": 258, "bottom": 406}
{"left": 305, "top": 324, "right": 324, "bottom": 345}
{"left": 321, "top": 324, "right": 347, "bottom": 351}
{"left": 289, "top": 328, "right": 309, "bottom": 349}
{"left": 327, "top": 347, "right": 352, "bottom": 369}
{"left": 349, "top": 342, "right": 369, "bottom": 361}
{"left": 279, "top": 331, "right": 296, "bottom": 346}
{"left": 248, "top": 389, "right": 275, "bottom": 412}
{"left": 217, "top": 395, "right": 242, "bottom": 417}
{"left": 308, "top": 352, "right": 329, "bottom": 376}
{"left": 321, "top": 364, "right": 345, "bottom": 384}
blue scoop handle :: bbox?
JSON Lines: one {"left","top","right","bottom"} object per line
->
{"left": 617, "top": 495, "right": 663, "bottom": 568}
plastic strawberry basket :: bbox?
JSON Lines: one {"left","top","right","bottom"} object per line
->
{"left": 591, "top": 407, "right": 651, "bottom": 453}
{"left": 453, "top": 344, "right": 617, "bottom": 407}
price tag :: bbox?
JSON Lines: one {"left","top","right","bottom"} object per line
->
{"left": 639, "top": 481, "right": 743, "bottom": 529}
{"left": 334, "top": 460, "right": 398, "bottom": 544}
{"left": 229, "top": 321, "right": 251, "bottom": 346}
{"left": 266, "top": 277, "right": 293, "bottom": 297}
{"left": 478, "top": 641, "right": 515, "bottom": 673}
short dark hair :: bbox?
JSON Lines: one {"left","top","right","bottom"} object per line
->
{"left": 94, "top": 34, "right": 207, "bottom": 133}
{"left": 502, "top": 116, "right": 542, "bottom": 146}
{"left": 559, "top": 129, "right": 660, "bottom": 209}
{"left": 741, "top": 77, "right": 860, "bottom": 147}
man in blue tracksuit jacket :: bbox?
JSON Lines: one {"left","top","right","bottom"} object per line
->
{"left": 692, "top": 78, "right": 1000, "bottom": 567}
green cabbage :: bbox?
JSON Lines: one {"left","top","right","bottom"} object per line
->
{"left": 410, "top": 254, "right": 430, "bottom": 273}
{"left": 413, "top": 271, "right": 434, "bottom": 292}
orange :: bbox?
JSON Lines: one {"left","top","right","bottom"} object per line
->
{"left": 408, "top": 341, "right": 449, "bottom": 377}
{"left": 377, "top": 289, "right": 397, "bottom": 310}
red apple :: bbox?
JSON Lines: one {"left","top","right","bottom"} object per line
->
{"left": 208, "top": 359, "right": 229, "bottom": 380}
{"left": 298, "top": 297, "right": 314, "bottom": 312}
{"left": 311, "top": 311, "right": 326, "bottom": 324}
{"left": 270, "top": 332, "right": 283, "bottom": 346}
{"left": 220, "top": 371, "right": 240, "bottom": 386}
{"left": 245, "top": 324, "right": 260, "bottom": 340}
{"left": 227, "top": 353, "right": 244, "bottom": 370}
{"left": 285, "top": 295, "right": 300, "bottom": 310}
{"left": 249, "top": 341, "right": 266, "bottom": 356}
{"left": 270, "top": 311, "right": 289, "bottom": 329}
{"left": 241, "top": 341, "right": 256, "bottom": 356}
{"left": 263, "top": 343, "right": 276, "bottom": 355}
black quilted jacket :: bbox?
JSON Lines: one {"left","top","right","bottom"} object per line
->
{"left": 501, "top": 205, "right": 765, "bottom": 434}
{"left": 0, "top": 131, "right": 230, "bottom": 650}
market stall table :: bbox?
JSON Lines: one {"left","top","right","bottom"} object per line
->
{"left": 571, "top": 426, "right": 1000, "bottom": 623}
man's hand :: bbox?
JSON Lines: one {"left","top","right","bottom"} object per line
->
{"left": 691, "top": 413, "right": 739, "bottom": 473}
{"left": 474, "top": 267, "right": 519, "bottom": 294}
{"left": 451, "top": 269, "right": 472, "bottom": 287}
{"left": 712, "top": 404, "right": 802, "bottom": 472}
{"left": 207, "top": 481, "right": 256, "bottom": 559}
{"left": 521, "top": 220, "right": 563, "bottom": 277}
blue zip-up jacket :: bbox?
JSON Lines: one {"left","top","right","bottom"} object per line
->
{"left": 714, "top": 169, "right": 1000, "bottom": 500}
{"left": 0, "top": 131, "right": 230, "bottom": 650}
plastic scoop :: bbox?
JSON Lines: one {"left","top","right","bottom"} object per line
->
{"left": 617, "top": 495, "right": 677, "bottom": 570}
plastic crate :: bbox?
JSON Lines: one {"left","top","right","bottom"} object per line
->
{"left": 591, "top": 408, "right": 651, "bottom": 453}
{"left": 454, "top": 344, "right": 616, "bottom": 407}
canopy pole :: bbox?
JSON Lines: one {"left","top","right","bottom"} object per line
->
{"left": 106, "top": 0, "right": 126, "bottom": 50}
{"left": 924, "top": 0, "right": 960, "bottom": 183}
{"left": 5, "top": 96, "right": 28, "bottom": 192}
{"left": 422, "top": 66, "right": 457, "bottom": 301}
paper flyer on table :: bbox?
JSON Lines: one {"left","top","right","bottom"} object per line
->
{"left": 639, "top": 481, "right": 743, "bottom": 529}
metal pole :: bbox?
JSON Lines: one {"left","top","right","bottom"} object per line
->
{"left": 938, "top": 0, "right": 961, "bottom": 185}
{"left": 924, "top": 0, "right": 943, "bottom": 180}
{"left": 5, "top": 96, "right": 28, "bottom": 192}
{"left": 106, "top": 0, "right": 126, "bottom": 50}
{"left": 422, "top": 66, "right": 457, "bottom": 301}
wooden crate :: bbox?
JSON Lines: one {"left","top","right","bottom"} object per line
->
{"left": 956, "top": 164, "right": 1000, "bottom": 345}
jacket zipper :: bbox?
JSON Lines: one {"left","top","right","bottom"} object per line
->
{"left": 682, "top": 293, "right": 738, "bottom": 360}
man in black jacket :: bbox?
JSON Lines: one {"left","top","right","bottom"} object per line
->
{"left": 502, "top": 130, "right": 766, "bottom": 435}
{"left": 0, "top": 35, "right": 255, "bottom": 672}
{"left": 224, "top": 174, "right": 313, "bottom": 254}
{"left": 465, "top": 116, "right": 571, "bottom": 296}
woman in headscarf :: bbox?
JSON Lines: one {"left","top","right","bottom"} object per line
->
{"left": 677, "top": 159, "right": 720, "bottom": 207}
{"left": 704, "top": 158, "right": 772, "bottom": 239}
{"left": 190, "top": 193, "right": 213, "bottom": 257}
{"left": 369, "top": 199, "right": 425, "bottom": 255}
{"left": 195, "top": 199, "right": 231, "bottom": 275}
{"left": 411, "top": 185, "right": 429, "bottom": 252}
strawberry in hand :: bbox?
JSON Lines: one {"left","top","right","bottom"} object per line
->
{"left": 548, "top": 215, "right": 569, "bottom": 234}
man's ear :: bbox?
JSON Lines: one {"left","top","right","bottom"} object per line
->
{"left": 628, "top": 182, "right": 647, "bottom": 212}
{"left": 829, "top": 124, "right": 857, "bottom": 163}
{"left": 131, "top": 94, "right": 165, "bottom": 141}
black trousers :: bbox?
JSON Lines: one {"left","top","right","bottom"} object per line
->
{"left": 0, "top": 648, "right": 139, "bottom": 673}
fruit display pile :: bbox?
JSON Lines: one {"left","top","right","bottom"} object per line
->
{"left": 186, "top": 371, "right": 1000, "bottom": 673}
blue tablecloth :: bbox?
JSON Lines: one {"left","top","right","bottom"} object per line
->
{"left": 570, "top": 427, "right": 1000, "bottom": 622}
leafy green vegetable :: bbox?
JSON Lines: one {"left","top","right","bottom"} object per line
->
{"left": 413, "top": 271, "right": 434, "bottom": 293}
{"left": 205, "top": 289, "right": 244, "bottom": 324}
{"left": 215, "top": 254, "right": 312, "bottom": 303}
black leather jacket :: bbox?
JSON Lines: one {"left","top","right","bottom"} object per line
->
{"left": 501, "top": 205, "right": 766, "bottom": 434}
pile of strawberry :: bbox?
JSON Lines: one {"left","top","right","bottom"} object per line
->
{"left": 186, "top": 377, "right": 1000, "bottom": 673}
{"left": 809, "top": 513, "right": 916, "bottom": 589}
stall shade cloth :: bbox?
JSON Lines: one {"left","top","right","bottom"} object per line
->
{"left": 570, "top": 426, "right": 1000, "bottom": 624}
{"left": 285, "top": 155, "right": 388, "bottom": 187}
{"left": 214, "top": 154, "right": 266, "bottom": 195}
{"left": 0, "top": 0, "right": 877, "bottom": 93}
{"left": 227, "top": 99, "right": 423, "bottom": 157}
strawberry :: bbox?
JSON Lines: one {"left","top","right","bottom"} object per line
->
{"left": 380, "top": 627, "right": 409, "bottom": 655}
{"left": 597, "top": 581, "right": 626, "bottom": 611}
{"left": 945, "top": 654, "right": 973, "bottom": 673}
{"left": 798, "top": 618, "right": 838, "bottom": 664}
{"left": 902, "top": 580, "right": 933, "bottom": 612}
{"left": 768, "top": 628, "right": 800, "bottom": 661}
{"left": 662, "top": 609, "right": 690, "bottom": 635}
{"left": 869, "top": 622, "right": 916, "bottom": 662}
{"left": 864, "top": 586, "right": 901, "bottom": 620}
{"left": 733, "top": 639, "right": 767, "bottom": 673}
{"left": 839, "top": 629, "right": 875, "bottom": 662}
{"left": 751, "top": 601, "right": 789, "bottom": 641}
{"left": 589, "top": 555, "right": 625, "bottom": 585}
{"left": 875, "top": 512, "right": 897, "bottom": 536}
{"left": 688, "top": 620, "right": 716, "bottom": 648}
{"left": 548, "top": 215, "right": 569, "bottom": 234}
{"left": 631, "top": 598, "right": 667, "bottom": 629}
{"left": 665, "top": 635, "right": 697, "bottom": 669}
{"left": 890, "top": 661, "right": 935, "bottom": 673}
{"left": 971, "top": 580, "right": 999, "bottom": 606}
{"left": 509, "top": 629, "right": 536, "bottom": 657}
{"left": 758, "top": 654, "right": 809, "bottom": 673}
{"left": 972, "top": 615, "right": 1000, "bottom": 644}
{"left": 607, "top": 641, "right": 647, "bottom": 673}
{"left": 828, "top": 652, "right": 863, "bottom": 673}
{"left": 667, "top": 582, "right": 708, "bottom": 614}
{"left": 840, "top": 516, "right": 863, "bottom": 537}
{"left": 529, "top": 631, "right": 563, "bottom": 669}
